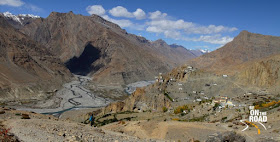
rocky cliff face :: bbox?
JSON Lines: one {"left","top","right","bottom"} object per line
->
{"left": 103, "top": 87, "right": 171, "bottom": 114}
{"left": 236, "top": 54, "right": 280, "bottom": 87}
{"left": 188, "top": 31, "right": 280, "bottom": 74}
{"left": 0, "top": 16, "right": 71, "bottom": 103}
{"left": 19, "top": 11, "right": 198, "bottom": 85}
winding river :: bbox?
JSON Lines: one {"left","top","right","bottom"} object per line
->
{"left": 19, "top": 75, "right": 111, "bottom": 116}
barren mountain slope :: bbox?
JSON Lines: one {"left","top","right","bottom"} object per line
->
{"left": 150, "top": 40, "right": 198, "bottom": 66}
{"left": 236, "top": 54, "right": 280, "bottom": 88}
{"left": 0, "top": 16, "right": 71, "bottom": 103}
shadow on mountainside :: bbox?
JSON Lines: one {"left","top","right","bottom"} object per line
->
{"left": 65, "top": 43, "right": 101, "bottom": 76}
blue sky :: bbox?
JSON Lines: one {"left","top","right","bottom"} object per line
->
{"left": 1, "top": 0, "right": 279, "bottom": 51}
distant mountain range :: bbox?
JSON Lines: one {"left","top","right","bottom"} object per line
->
{"left": 169, "top": 44, "right": 209, "bottom": 57}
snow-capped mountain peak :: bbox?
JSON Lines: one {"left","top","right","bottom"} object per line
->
{"left": 2, "top": 11, "right": 40, "bottom": 25}
{"left": 199, "top": 49, "right": 210, "bottom": 53}
{"left": 18, "top": 14, "right": 40, "bottom": 18}
{"left": 3, "top": 12, "right": 22, "bottom": 24}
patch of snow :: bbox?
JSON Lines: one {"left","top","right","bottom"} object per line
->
{"left": 2, "top": 11, "right": 40, "bottom": 25}
{"left": 18, "top": 14, "right": 40, "bottom": 18}
{"left": 3, "top": 11, "right": 22, "bottom": 24}
{"left": 189, "top": 48, "right": 210, "bottom": 54}
{"left": 200, "top": 49, "right": 210, "bottom": 53}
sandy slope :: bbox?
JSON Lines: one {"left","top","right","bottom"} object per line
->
{"left": 5, "top": 119, "right": 150, "bottom": 142}
{"left": 101, "top": 111, "right": 280, "bottom": 142}
{"left": 0, "top": 107, "right": 163, "bottom": 142}
{"left": 102, "top": 120, "right": 230, "bottom": 141}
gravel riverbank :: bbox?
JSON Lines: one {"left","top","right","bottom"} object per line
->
{"left": 17, "top": 75, "right": 111, "bottom": 115}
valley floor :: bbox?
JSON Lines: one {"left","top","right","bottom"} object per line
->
{"left": 15, "top": 75, "right": 111, "bottom": 116}
{"left": 13, "top": 75, "right": 155, "bottom": 117}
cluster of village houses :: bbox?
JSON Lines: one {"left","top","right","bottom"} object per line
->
{"left": 155, "top": 73, "right": 164, "bottom": 83}
{"left": 155, "top": 66, "right": 196, "bottom": 83}
{"left": 153, "top": 65, "right": 259, "bottom": 113}
{"left": 213, "top": 96, "right": 235, "bottom": 108}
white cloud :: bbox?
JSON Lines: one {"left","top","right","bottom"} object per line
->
{"left": 146, "top": 18, "right": 235, "bottom": 44}
{"left": 196, "top": 34, "right": 233, "bottom": 44}
{"left": 0, "top": 0, "right": 24, "bottom": 7}
{"left": 146, "top": 19, "right": 193, "bottom": 31}
{"left": 86, "top": 5, "right": 106, "bottom": 16}
{"left": 102, "top": 15, "right": 145, "bottom": 30}
{"left": 109, "top": 6, "right": 134, "bottom": 18}
{"left": 145, "top": 12, "right": 237, "bottom": 44}
{"left": 0, "top": 0, "right": 42, "bottom": 12}
{"left": 164, "top": 30, "right": 181, "bottom": 39}
{"left": 109, "top": 6, "right": 146, "bottom": 20}
{"left": 102, "top": 15, "right": 133, "bottom": 28}
{"left": 133, "top": 8, "right": 146, "bottom": 20}
{"left": 146, "top": 26, "right": 163, "bottom": 33}
{"left": 85, "top": 5, "right": 238, "bottom": 46}
{"left": 26, "top": 4, "right": 42, "bottom": 12}
{"left": 146, "top": 18, "right": 237, "bottom": 35}
{"left": 185, "top": 25, "right": 238, "bottom": 34}
{"left": 186, "top": 34, "right": 234, "bottom": 45}
{"left": 195, "top": 45, "right": 209, "bottom": 48}
{"left": 149, "top": 11, "right": 167, "bottom": 20}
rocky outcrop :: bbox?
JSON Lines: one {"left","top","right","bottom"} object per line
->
{"left": 206, "top": 131, "right": 246, "bottom": 142}
{"left": 236, "top": 54, "right": 280, "bottom": 87}
{"left": 103, "top": 87, "right": 171, "bottom": 114}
